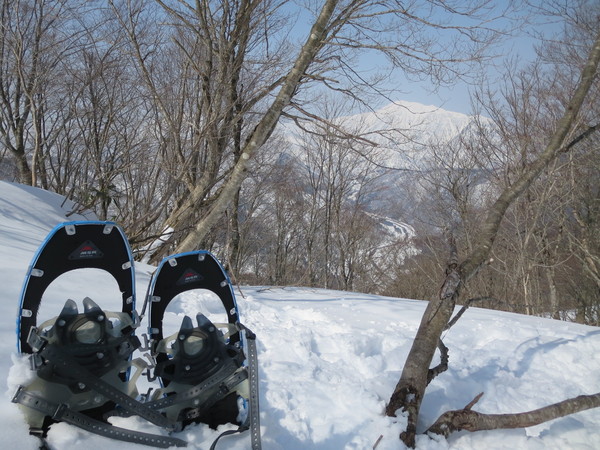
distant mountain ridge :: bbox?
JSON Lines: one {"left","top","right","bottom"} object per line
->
{"left": 279, "top": 99, "right": 485, "bottom": 170}
{"left": 343, "top": 100, "right": 476, "bottom": 138}
{"left": 272, "top": 99, "right": 495, "bottom": 256}
{"left": 339, "top": 100, "right": 484, "bottom": 169}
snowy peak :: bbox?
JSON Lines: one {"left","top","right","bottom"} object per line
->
{"left": 279, "top": 99, "right": 484, "bottom": 171}
{"left": 342, "top": 100, "right": 477, "bottom": 144}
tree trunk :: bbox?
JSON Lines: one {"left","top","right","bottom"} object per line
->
{"left": 228, "top": 187, "right": 242, "bottom": 274}
{"left": 385, "top": 256, "right": 461, "bottom": 447}
{"left": 174, "top": 0, "right": 340, "bottom": 253}
{"left": 14, "top": 148, "right": 33, "bottom": 185}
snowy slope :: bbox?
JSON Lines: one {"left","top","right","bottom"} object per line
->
{"left": 1, "top": 180, "right": 600, "bottom": 449}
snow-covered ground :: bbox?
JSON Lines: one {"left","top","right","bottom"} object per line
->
{"left": 1, "top": 180, "right": 599, "bottom": 449}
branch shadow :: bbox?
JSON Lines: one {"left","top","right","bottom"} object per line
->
{"left": 512, "top": 329, "right": 600, "bottom": 378}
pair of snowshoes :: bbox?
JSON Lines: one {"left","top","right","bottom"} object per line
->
{"left": 12, "top": 221, "right": 260, "bottom": 449}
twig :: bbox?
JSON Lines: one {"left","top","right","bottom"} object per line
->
{"left": 445, "top": 296, "right": 499, "bottom": 330}
{"left": 427, "top": 339, "right": 450, "bottom": 384}
{"left": 373, "top": 434, "right": 383, "bottom": 449}
{"left": 465, "top": 392, "right": 484, "bottom": 410}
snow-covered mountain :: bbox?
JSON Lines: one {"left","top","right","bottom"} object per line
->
{"left": 280, "top": 99, "right": 484, "bottom": 170}
{"left": 1, "top": 181, "right": 600, "bottom": 449}
{"left": 276, "top": 99, "right": 490, "bottom": 243}
{"left": 343, "top": 100, "right": 478, "bottom": 143}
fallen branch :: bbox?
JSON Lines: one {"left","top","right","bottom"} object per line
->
{"left": 427, "top": 392, "right": 600, "bottom": 438}
{"left": 372, "top": 434, "right": 383, "bottom": 449}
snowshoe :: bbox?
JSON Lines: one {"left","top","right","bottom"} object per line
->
{"left": 12, "top": 221, "right": 185, "bottom": 448}
{"left": 143, "top": 251, "right": 261, "bottom": 449}
{"left": 12, "top": 222, "right": 261, "bottom": 449}
{"left": 17, "top": 221, "right": 137, "bottom": 354}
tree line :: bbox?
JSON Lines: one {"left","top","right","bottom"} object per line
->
{"left": 0, "top": 1, "right": 597, "bottom": 326}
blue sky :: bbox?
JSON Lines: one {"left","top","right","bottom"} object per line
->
{"left": 282, "top": 1, "right": 565, "bottom": 115}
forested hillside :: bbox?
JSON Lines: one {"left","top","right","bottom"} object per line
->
{"left": 0, "top": 0, "right": 598, "bottom": 325}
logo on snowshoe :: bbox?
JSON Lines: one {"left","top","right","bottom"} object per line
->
{"left": 69, "top": 240, "right": 104, "bottom": 260}
{"left": 176, "top": 268, "right": 203, "bottom": 285}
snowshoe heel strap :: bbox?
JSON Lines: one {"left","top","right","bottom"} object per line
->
{"left": 12, "top": 387, "right": 187, "bottom": 448}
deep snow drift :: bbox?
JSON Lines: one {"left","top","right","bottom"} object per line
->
{"left": 1, "top": 180, "right": 599, "bottom": 449}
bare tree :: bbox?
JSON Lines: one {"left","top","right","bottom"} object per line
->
{"left": 0, "top": 0, "right": 62, "bottom": 184}
{"left": 562, "top": 122, "right": 600, "bottom": 324}
{"left": 386, "top": 25, "right": 600, "bottom": 448}
{"left": 293, "top": 101, "right": 395, "bottom": 291}
{"left": 106, "top": 0, "right": 291, "bottom": 260}
{"left": 129, "top": 0, "right": 510, "bottom": 256}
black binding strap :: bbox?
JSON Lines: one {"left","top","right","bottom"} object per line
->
{"left": 210, "top": 427, "right": 246, "bottom": 450}
{"left": 208, "top": 325, "right": 262, "bottom": 450}
{"left": 112, "top": 359, "right": 245, "bottom": 417}
{"left": 38, "top": 343, "right": 172, "bottom": 429}
{"left": 12, "top": 387, "right": 186, "bottom": 448}
{"left": 243, "top": 325, "right": 262, "bottom": 450}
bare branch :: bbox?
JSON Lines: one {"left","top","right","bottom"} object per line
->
{"left": 428, "top": 392, "right": 600, "bottom": 438}
{"left": 446, "top": 294, "right": 496, "bottom": 330}
{"left": 426, "top": 339, "right": 449, "bottom": 384}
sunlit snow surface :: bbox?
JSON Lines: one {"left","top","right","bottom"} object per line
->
{"left": 1, "top": 180, "right": 599, "bottom": 449}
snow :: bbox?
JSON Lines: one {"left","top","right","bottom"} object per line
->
{"left": 346, "top": 100, "right": 474, "bottom": 140}
{"left": 337, "top": 100, "right": 483, "bottom": 170}
{"left": 1, "top": 179, "right": 599, "bottom": 449}
{"left": 278, "top": 100, "right": 482, "bottom": 172}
